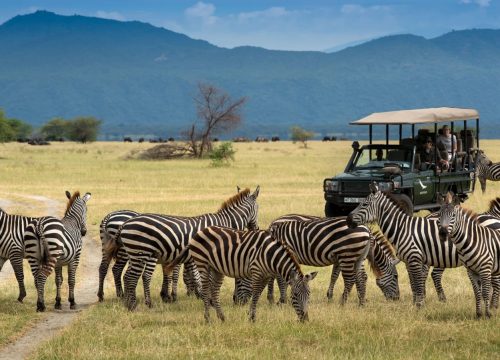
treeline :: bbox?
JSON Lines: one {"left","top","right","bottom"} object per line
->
{"left": 0, "top": 109, "right": 101, "bottom": 143}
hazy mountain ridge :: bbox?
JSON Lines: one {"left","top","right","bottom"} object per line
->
{"left": 1, "top": 11, "right": 499, "bottom": 139}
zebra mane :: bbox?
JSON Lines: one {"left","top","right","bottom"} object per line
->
{"left": 374, "top": 229, "right": 396, "bottom": 258}
{"left": 65, "top": 191, "right": 81, "bottom": 216}
{"left": 488, "top": 197, "right": 500, "bottom": 213}
{"left": 458, "top": 206, "right": 479, "bottom": 222}
{"left": 275, "top": 237, "right": 303, "bottom": 276}
{"left": 219, "top": 188, "right": 250, "bottom": 211}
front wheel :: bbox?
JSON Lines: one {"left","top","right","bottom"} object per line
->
{"left": 390, "top": 194, "right": 413, "bottom": 215}
{"left": 325, "top": 202, "right": 346, "bottom": 217}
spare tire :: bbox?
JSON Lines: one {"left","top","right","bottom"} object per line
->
{"left": 390, "top": 194, "right": 413, "bottom": 216}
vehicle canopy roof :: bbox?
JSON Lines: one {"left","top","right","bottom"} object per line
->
{"left": 350, "top": 107, "right": 479, "bottom": 125}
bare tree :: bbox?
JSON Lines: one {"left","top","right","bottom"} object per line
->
{"left": 187, "top": 83, "right": 246, "bottom": 158}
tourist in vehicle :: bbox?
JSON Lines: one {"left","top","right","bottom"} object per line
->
{"left": 420, "top": 137, "right": 449, "bottom": 171}
{"left": 437, "top": 125, "right": 457, "bottom": 161}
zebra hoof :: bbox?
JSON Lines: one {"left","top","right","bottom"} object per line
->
{"left": 37, "top": 302, "right": 46, "bottom": 312}
{"left": 171, "top": 294, "right": 178, "bottom": 303}
{"left": 55, "top": 303, "right": 62, "bottom": 310}
{"left": 17, "top": 297, "right": 24, "bottom": 303}
{"left": 70, "top": 303, "right": 77, "bottom": 310}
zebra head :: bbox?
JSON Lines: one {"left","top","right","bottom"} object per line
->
{"left": 65, "top": 191, "right": 91, "bottom": 236}
{"left": 233, "top": 277, "right": 252, "bottom": 305}
{"left": 476, "top": 151, "right": 493, "bottom": 193}
{"left": 288, "top": 270, "right": 318, "bottom": 322}
{"left": 436, "top": 192, "right": 460, "bottom": 242}
{"left": 232, "top": 186, "right": 260, "bottom": 231}
{"left": 347, "top": 182, "right": 381, "bottom": 228}
{"left": 376, "top": 259, "right": 400, "bottom": 301}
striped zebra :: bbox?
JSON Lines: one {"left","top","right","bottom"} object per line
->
{"left": 346, "top": 183, "right": 464, "bottom": 307}
{"left": 166, "top": 226, "right": 318, "bottom": 322}
{"left": 476, "top": 150, "right": 500, "bottom": 193}
{"left": 23, "top": 216, "right": 66, "bottom": 312}
{"left": 437, "top": 192, "right": 500, "bottom": 318}
{"left": 0, "top": 207, "right": 37, "bottom": 302}
{"left": 269, "top": 216, "right": 375, "bottom": 306}
{"left": 115, "top": 187, "right": 260, "bottom": 310}
{"left": 54, "top": 191, "right": 91, "bottom": 310}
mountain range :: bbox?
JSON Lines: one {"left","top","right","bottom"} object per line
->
{"left": 1, "top": 11, "right": 499, "bottom": 140}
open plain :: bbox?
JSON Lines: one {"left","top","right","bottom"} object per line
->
{"left": 0, "top": 140, "right": 499, "bottom": 359}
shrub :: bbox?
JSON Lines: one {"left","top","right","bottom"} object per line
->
{"left": 209, "top": 142, "right": 236, "bottom": 167}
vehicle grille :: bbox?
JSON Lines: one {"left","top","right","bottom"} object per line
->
{"left": 341, "top": 181, "right": 371, "bottom": 195}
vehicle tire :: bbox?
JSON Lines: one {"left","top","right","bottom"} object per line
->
{"left": 324, "top": 202, "right": 345, "bottom": 217}
{"left": 390, "top": 194, "right": 413, "bottom": 215}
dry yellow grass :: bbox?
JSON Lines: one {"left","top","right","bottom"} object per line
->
{"left": 0, "top": 140, "right": 498, "bottom": 359}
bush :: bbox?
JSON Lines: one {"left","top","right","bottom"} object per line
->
{"left": 209, "top": 142, "right": 236, "bottom": 167}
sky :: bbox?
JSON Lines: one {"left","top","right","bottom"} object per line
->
{"left": 1, "top": 0, "right": 500, "bottom": 51}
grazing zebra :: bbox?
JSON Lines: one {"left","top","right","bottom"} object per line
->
{"left": 269, "top": 216, "right": 375, "bottom": 306}
{"left": 166, "top": 226, "right": 318, "bottom": 322}
{"left": 23, "top": 216, "right": 66, "bottom": 312}
{"left": 347, "top": 183, "right": 463, "bottom": 307}
{"left": 54, "top": 191, "right": 91, "bottom": 310}
{"left": 437, "top": 192, "right": 500, "bottom": 318}
{"left": 0, "top": 206, "right": 38, "bottom": 302}
{"left": 99, "top": 210, "right": 200, "bottom": 303}
{"left": 115, "top": 187, "right": 260, "bottom": 310}
{"left": 475, "top": 150, "right": 500, "bottom": 193}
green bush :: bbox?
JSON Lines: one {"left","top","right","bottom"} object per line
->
{"left": 209, "top": 142, "right": 236, "bottom": 167}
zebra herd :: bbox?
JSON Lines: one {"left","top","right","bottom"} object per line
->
{"left": 0, "top": 150, "right": 499, "bottom": 322}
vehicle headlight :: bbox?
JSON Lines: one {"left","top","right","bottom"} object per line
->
{"left": 378, "top": 182, "right": 393, "bottom": 192}
{"left": 392, "top": 180, "right": 401, "bottom": 189}
{"left": 324, "top": 180, "right": 339, "bottom": 192}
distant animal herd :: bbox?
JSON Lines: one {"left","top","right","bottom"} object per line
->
{"left": 0, "top": 151, "right": 499, "bottom": 321}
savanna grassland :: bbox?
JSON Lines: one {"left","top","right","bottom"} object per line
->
{"left": 0, "top": 140, "right": 499, "bottom": 360}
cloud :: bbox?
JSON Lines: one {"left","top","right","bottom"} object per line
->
{"left": 341, "top": 4, "right": 391, "bottom": 14}
{"left": 237, "top": 7, "right": 291, "bottom": 21}
{"left": 460, "top": 0, "right": 491, "bottom": 7}
{"left": 96, "top": 11, "right": 125, "bottom": 21}
{"left": 185, "top": 2, "right": 217, "bottom": 25}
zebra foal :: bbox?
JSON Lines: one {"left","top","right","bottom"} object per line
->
{"left": 437, "top": 192, "right": 500, "bottom": 318}
{"left": 166, "top": 226, "right": 317, "bottom": 322}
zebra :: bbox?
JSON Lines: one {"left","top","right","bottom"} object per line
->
{"left": 165, "top": 226, "right": 318, "bottom": 322}
{"left": 53, "top": 191, "right": 91, "bottom": 310}
{"left": 475, "top": 150, "right": 500, "bottom": 193}
{"left": 437, "top": 192, "right": 500, "bottom": 318}
{"left": 0, "top": 206, "right": 38, "bottom": 302}
{"left": 114, "top": 187, "right": 260, "bottom": 310}
{"left": 23, "top": 216, "right": 66, "bottom": 312}
{"left": 346, "top": 182, "right": 464, "bottom": 307}
{"left": 268, "top": 216, "right": 376, "bottom": 306}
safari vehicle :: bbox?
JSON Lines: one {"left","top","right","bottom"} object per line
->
{"left": 323, "top": 107, "right": 480, "bottom": 216}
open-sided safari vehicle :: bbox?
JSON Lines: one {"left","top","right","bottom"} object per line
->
{"left": 323, "top": 107, "right": 480, "bottom": 216}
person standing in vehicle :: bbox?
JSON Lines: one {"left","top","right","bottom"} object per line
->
{"left": 437, "top": 125, "right": 457, "bottom": 161}
{"left": 420, "top": 137, "right": 449, "bottom": 171}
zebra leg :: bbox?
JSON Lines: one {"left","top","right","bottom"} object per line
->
{"left": 183, "top": 263, "right": 193, "bottom": 296}
{"left": 199, "top": 267, "right": 212, "bottom": 323}
{"left": 112, "top": 249, "right": 128, "bottom": 298}
{"left": 340, "top": 267, "right": 356, "bottom": 305}
{"left": 276, "top": 275, "right": 287, "bottom": 304}
{"left": 160, "top": 264, "right": 173, "bottom": 303}
{"left": 266, "top": 277, "right": 275, "bottom": 304}
{"left": 142, "top": 260, "right": 157, "bottom": 308}
{"left": 409, "top": 261, "right": 425, "bottom": 308}
{"left": 11, "top": 251, "right": 26, "bottom": 302}
{"left": 467, "top": 270, "right": 482, "bottom": 318}
{"left": 170, "top": 264, "right": 180, "bottom": 302}
{"left": 55, "top": 266, "right": 63, "bottom": 310}
{"left": 480, "top": 270, "right": 492, "bottom": 318}
{"left": 184, "top": 259, "right": 202, "bottom": 299}
{"left": 36, "top": 271, "right": 49, "bottom": 312}
{"left": 0, "top": 257, "right": 6, "bottom": 271}
{"left": 98, "top": 251, "right": 111, "bottom": 302}
{"left": 405, "top": 263, "right": 418, "bottom": 304}
{"left": 124, "top": 257, "right": 146, "bottom": 311}
{"left": 249, "top": 275, "right": 267, "bottom": 322}
{"left": 327, "top": 264, "right": 341, "bottom": 301}
{"left": 431, "top": 268, "right": 447, "bottom": 302}
{"left": 355, "top": 265, "right": 368, "bottom": 306}
{"left": 68, "top": 258, "right": 80, "bottom": 310}
{"left": 421, "top": 264, "right": 429, "bottom": 299}
{"left": 491, "top": 275, "right": 500, "bottom": 309}
{"left": 210, "top": 271, "right": 226, "bottom": 322}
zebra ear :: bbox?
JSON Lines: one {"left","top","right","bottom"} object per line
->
{"left": 369, "top": 182, "right": 379, "bottom": 193}
{"left": 287, "top": 270, "right": 299, "bottom": 285}
{"left": 236, "top": 186, "right": 241, "bottom": 193}
{"left": 65, "top": 191, "right": 71, "bottom": 199}
{"left": 304, "top": 271, "right": 318, "bottom": 282}
{"left": 82, "top": 193, "right": 92, "bottom": 203}
{"left": 252, "top": 185, "right": 260, "bottom": 199}
{"left": 445, "top": 192, "right": 454, "bottom": 205}
{"left": 437, "top": 193, "right": 445, "bottom": 205}
{"left": 452, "top": 194, "right": 461, "bottom": 206}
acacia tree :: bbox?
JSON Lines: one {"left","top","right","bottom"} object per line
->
{"left": 290, "top": 126, "right": 315, "bottom": 148}
{"left": 188, "top": 83, "right": 246, "bottom": 158}
{"left": 66, "top": 116, "right": 102, "bottom": 143}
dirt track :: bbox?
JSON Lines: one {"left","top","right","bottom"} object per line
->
{"left": 0, "top": 195, "right": 101, "bottom": 360}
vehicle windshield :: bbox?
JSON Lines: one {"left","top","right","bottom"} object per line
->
{"left": 352, "top": 146, "right": 413, "bottom": 171}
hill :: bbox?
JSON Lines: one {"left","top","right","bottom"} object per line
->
{"left": 0, "top": 11, "right": 499, "bottom": 139}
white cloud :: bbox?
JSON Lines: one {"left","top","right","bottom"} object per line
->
{"left": 96, "top": 11, "right": 125, "bottom": 21}
{"left": 185, "top": 2, "right": 217, "bottom": 25}
{"left": 237, "top": 7, "right": 291, "bottom": 21}
{"left": 460, "top": 0, "right": 491, "bottom": 7}
{"left": 341, "top": 4, "right": 391, "bottom": 14}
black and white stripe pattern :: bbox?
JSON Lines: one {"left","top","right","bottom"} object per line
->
{"left": 166, "top": 226, "right": 317, "bottom": 322}
{"left": 0, "top": 207, "right": 36, "bottom": 302}
{"left": 54, "top": 191, "right": 91, "bottom": 310}
{"left": 347, "top": 183, "right": 462, "bottom": 307}
{"left": 23, "top": 216, "right": 66, "bottom": 311}
{"left": 269, "top": 215, "right": 374, "bottom": 306}
{"left": 476, "top": 150, "right": 500, "bottom": 193}
{"left": 437, "top": 192, "right": 500, "bottom": 318}
{"left": 119, "top": 187, "right": 260, "bottom": 310}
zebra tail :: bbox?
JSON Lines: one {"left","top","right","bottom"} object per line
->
{"left": 367, "top": 232, "right": 382, "bottom": 278}
{"left": 104, "top": 224, "right": 125, "bottom": 261}
{"left": 38, "top": 225, "right": 55, "bottom": 277}
{"left": 164, "top": 245, "right": 191, "bottom": 274}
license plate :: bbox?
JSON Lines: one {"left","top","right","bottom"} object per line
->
{"left": 344, "top": 197, "right": 364, "bottom": 203}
